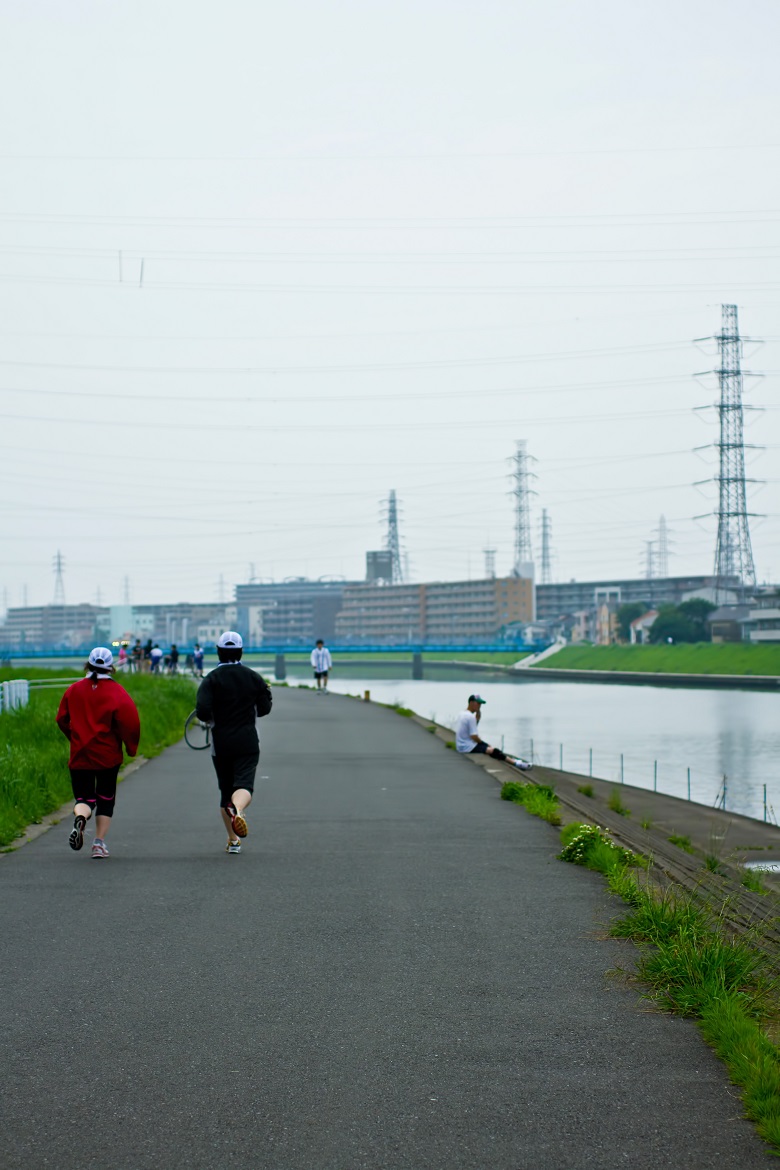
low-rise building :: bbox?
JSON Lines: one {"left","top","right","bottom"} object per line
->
{"left": 741, "top": 589, "right": 780, "bottom": 644}
{"left": 629, "top": 611, "right": 658, "bottom": 645}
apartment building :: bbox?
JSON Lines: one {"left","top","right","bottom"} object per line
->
{"left": 335, "top": 576, "right": 533, "bottom": 646}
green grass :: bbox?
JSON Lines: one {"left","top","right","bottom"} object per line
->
{"left": 561, "top": 826, "right": 780, "bottom": 1153}
{"left": 536, "top": 643, "right": 780, "bottom": 677}
{"left": 0, "top": 675, "right": 195, "bottom": 847}
{"left": 501, "top": 780, "right": 561, "bottom": 825}
{"left": 577, "top": 783, "right": 595, "bottom": 798}
{"left": 558, "top": 822, "right": 641, "bottom": 871}
{"left": 668, "top": 834, "right": 695, "bottom": 854}
{"left": 607, "top": 789, "right": 631, "bottom": 817}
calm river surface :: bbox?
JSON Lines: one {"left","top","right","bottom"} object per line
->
{"left": 286, "top": 672, "right": 779, "bottom": 821}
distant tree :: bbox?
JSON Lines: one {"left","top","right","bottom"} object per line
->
{"left": 648, "top": 608, "right": 698, "bottom": 645}
{"left": 677, "top": 598, "right": 716, "bottom": 642}
{"left": 617, "top": 601, "right": 649, "bottom": 642}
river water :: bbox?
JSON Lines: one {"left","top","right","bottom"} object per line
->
{"left": 286, "top": 672, "right": 779, "bottom": 821}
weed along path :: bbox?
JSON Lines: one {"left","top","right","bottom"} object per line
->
{"left": 0, "top": 689, "right": 771, "bottom": 1169}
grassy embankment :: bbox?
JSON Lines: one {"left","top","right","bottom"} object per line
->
{"left": 0, "top": 670, "right": 195, "bottom": 848}
{"left": 501, "top": 780, "right": 780, "bottom": 1152}
{"left": 540, "top": 643, "right": 780, "bottom": 676}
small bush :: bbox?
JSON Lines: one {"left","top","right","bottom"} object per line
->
{"left": 577, "top": 783, "right": 595, "bottom": 798}
{"left": 641, "top": 817, "right": 653, "bottom": 830}
{"left": 445, "top": 740, "right": 455, "bottom": 750}
{"left": 558, "top": 823, "right": 640, "bottom": 872}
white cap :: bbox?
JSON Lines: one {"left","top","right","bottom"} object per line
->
{"left": 88, "top": 646, "right": 113, "bottom": 669}
{"left": 217, "top": 631, "right": 243, "bottom": 649}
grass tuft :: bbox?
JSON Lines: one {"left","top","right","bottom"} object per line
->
{"left": 577, "top": 783, "right": 595, "bottom": 798}
{"left": 668, "top": 834, "right": 695, "bottom": 854}
{"left": 500, "top": 780, "right": 561, "bottom": 826}
{"left": 607, "top": 789, "right": 631, "bottom": 817}
{"left": 557, "top": 822, "right": 641, "bottom": 872}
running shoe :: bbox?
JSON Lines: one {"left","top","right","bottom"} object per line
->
{"left": 225, "top": 840, "right": 241, "bottom": 855}
{"left": 91, "top": 839, "right": 110, "bottom": 859}
{"left": 513, "top": 758, "right": 533, "bottom": 771}
{"left": 226, "top": 804, "right": 248, "bottom": 838}
{"left": 68, "top": 815, "right": 87, "bottom": 851}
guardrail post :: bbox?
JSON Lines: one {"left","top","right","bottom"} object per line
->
{"left": 589, "top": 748, "right": 592, "bottom": 777}
{"left": 620, "top": 753, "right": 624, "bottom": 784}
{"left": 559, "top": 743, "right": 563, "bottom": 770}
{"left": 530, "top": 737, "right": 534, "bottom": 765}
{"left": 764, "top": 784, "right": 768, "bottom": 822}
{"left": 274, "top": 654, "right": 286, "bottom": 681}
{"left": 654, "top": 760, "right": 657, "bottom": 792}
{"left": 412, "top": 652, "right": 423, "bottom": 680}
{"left": 687, "top": 767, "right": 691, "bottom": 802}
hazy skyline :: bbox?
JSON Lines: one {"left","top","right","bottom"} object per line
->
{"left": 1, "top": 0, "right": 779, "bottom": 607}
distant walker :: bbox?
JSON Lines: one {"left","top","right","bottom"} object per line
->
{"left": 311, "top": 639, "right": 332, "bottom": 693}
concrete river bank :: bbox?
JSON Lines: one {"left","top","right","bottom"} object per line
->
{"left": 288, "top": 673, "right": 780, "bottom": 823}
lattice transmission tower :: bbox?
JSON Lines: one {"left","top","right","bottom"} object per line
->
{"left": 383, "top": 489, "right": 404, "bottom": 584}
{"left": 696, "top": 304, "right": 759, "bottom": 601}
{"left": 511, "top": 440, "right": 536, "bottom": 576}
{"left": 539, "top": 509, "right": 553, "bottom": 585}
{"left": 655, "top": 515, "right": 670, "bottom": 578}
{"left": 52, "top": 550, "right": 66, "bottom": 605}
{"left": 483, "top": 547, "right": 497, "bottom": 579}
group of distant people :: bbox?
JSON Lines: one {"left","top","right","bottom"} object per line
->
{"left": 115, "top": 639, "right": 205, "bottom": 677}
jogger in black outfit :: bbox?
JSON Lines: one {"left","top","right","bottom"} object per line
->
{"left": 195, "top": 631, "right": 273, "bottom": 854}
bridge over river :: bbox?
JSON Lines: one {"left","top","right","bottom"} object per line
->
{"left": 0, "top": 688, "right": 769, "bottom": 1168}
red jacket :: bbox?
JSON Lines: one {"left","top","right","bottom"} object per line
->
{"left": 56, "top": 677, "right": 141, "bottom": 770}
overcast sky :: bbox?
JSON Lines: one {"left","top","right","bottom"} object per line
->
{"left": 1, "top": 0, "right": 778, "bottom": 608}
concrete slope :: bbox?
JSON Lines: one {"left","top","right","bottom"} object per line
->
{"left": 0, "top": 688, "right": 770, "bottom": 1170}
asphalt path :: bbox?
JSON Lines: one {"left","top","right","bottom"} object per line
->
{"left": 0, "top": 687, "right": 771, "bottom": 1169}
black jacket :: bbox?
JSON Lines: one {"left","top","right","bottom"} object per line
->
{"left": 195, "top": 664, "right": 272, "bottom": 757}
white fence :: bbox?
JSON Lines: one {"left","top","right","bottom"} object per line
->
{"left": 0, "top": 679, "right": 30, "bottom": 714}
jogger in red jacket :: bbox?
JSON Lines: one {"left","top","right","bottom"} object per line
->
{"left": 56, "top": 647, "right": 140, "bottom": 859}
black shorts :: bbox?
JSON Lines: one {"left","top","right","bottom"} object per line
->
{"left": 313, "top": 670, "right": 328, "bottom": 680}
{"left": 70, "top": 766, "right": 120, "bottom": 817}
{"left": 212, "top": 752, "right": 259, "bottom": 808}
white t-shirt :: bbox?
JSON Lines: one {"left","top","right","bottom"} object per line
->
{"left": 455, "top": 709, "right": 479, "bottom": 753}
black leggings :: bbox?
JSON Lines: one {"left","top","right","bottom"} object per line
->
{"left": 70, "top": 766, "right": 120, "bottom": 818}
{"left": 472, "top": 742, "right": 509, "bottom": 762}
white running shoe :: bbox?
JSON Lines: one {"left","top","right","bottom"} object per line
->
{"left": 226, "top": 840, "right": 241, "bottom": 855}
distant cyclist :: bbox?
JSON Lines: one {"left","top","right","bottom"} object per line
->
{"left": 195, "top": 632, "right": 272, "bottom": 854}
{"left": 310, "top": 639, "right": 332, "bottom": 692}
{"left": 56, "top": 647, "right": 141, "bottom": 859}
{"left": 455, "top": 695, "right": 531, "bottom": 770}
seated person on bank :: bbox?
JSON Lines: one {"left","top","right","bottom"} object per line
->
{"left": 454, "top": 694, "right": 531, "bottom": 770}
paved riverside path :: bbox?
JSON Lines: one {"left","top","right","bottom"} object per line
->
{"left": 1, "top": 689, "right": 771, "bottom": 1170}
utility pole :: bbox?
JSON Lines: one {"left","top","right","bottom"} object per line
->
{"left": 540, "top": 509, "right": 552, "bottom": 585}
{"left": 695, "top": 304, "right": 759, "bottom": 601}
{"left": 483, "top": 548, "right": 496, "bottom": 579}
{"left": 383, "top": 489, "right": 404, "bottom": 584}
{"left": 511, "top": 440, "right": 536, "bottom": 576}
{"left": 52, "top": 551, "right": 66, "bottom": 606}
